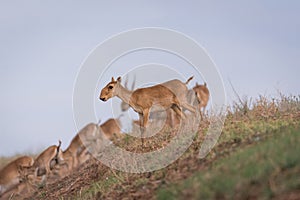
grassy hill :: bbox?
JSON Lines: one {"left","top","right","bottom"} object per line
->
{"left": 2, "top": 95, "right": 299, "bottom": 200}
{"left": 157, "top": 127, "right": 300, "bottom": 200}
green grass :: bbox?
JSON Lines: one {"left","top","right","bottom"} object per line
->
{"left": 157, "top": 127, "right": 300, "bottom": 200}
{"left": 9, "top": 94, "right": 299, "bottom": 199}
{"left": 79, "top": 175, "right": 121, "bottom": 199}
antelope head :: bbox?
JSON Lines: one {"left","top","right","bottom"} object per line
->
{"left": 99, "top": 77, "right": 121, "bottom": 101}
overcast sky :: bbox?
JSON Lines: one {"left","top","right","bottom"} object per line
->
{"left": 0, "top": 1, "right": 299, "bottom": 156}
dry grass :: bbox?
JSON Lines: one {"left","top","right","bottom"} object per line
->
{"left": 2, "top": 94, "right": 300, "bottom": 200}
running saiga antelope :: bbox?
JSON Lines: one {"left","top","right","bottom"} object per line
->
{"left": 55, "top": 121, "right": 120, "bottom": 177}
{"left": 100, "top": 76, "right": 193, "bottom": 145}
{"left": 120, "top": 76, "right": 195, "bottom": 126}
{"left": 55, "top": 123, "right": 100, "bottom": 177}
{"left": 63, "top": 120, "right": 122, "bottom": 170}
{"left": 26, "top": 140, "right": 63, "bottom": 184}
{"left": 0, "top": 156, "right": 34, "bottom": 196}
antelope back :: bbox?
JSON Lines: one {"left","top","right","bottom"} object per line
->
{"left": 100, "top": 118, "right": 121, "bottom": 140}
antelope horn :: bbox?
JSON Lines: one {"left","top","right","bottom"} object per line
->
{"left": 131, "top": 75, "right": 136, "bottom": 90}
{"left": 185, "top": 76, "right": 194, "bottom": 84}
{"left": 124, "top": 76, "right": 129, "bottom": 89}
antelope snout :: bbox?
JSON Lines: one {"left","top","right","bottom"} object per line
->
{"left": 100, "top": 97, "right": 106, "bottom": 101}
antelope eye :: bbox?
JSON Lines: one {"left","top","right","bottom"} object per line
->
{"left": 108, "top": 85, "right": 113, "bottom": 89}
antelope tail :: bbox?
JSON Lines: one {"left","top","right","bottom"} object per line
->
{"left": 185, "top": 76, "right": 194, "bottom": 84}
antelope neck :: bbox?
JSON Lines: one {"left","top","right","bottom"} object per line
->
{"left": 115, "top": 84, "right": 132, "bottom": 105}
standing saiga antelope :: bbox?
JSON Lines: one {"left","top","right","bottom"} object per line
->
{"left": 120, "top": 76, "right": 196, "bottom": 127}
{"left": 192, "top": 82, "right": 210, "bottom": 119}
{"left": 0, "top": 156, "right": 34, "bottom": 197}
{"left": 100, "top": 76, "right": 194, "bottom": 146}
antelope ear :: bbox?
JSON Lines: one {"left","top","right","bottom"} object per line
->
{"left": 204, "top": 82, "right": 207, "bottom": 86}
{"left": 117, "top": 76, "right": 121, "bottom": 82}
{"left": 111, "top": 77, "right": 115, "bottom": 82}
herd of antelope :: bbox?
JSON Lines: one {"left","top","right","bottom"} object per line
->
{"left": 0, "top": 75, "right": 209, "bottom": 199}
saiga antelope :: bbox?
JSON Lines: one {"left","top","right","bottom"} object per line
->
{"left": 55, "top": 123, "right": 99, "bottom": 176}
{"left": 0, "top": 156, "right": 34, "bottom": 196}
{"left": 26, "top": 140, "right": 63, "bottom": 184}
{"left": 0, "top": 181, "right": 33, "bottom": 200}
{"left": 192, "top": 82, "right": 210, "bottom": 119}
{"left": 100, "top": 117, "right": 123, "bottom": 140}
{"left": 120, "top": 76, "right": 195, "bottom": 127}
{"left": 100, "top": 76, "right": 192, "bottom": 146}
{"left": 54, "top": 121, "right": 119, "bottom": 177}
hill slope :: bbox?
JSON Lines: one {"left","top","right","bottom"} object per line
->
{"left": 26, "top": 95, "right": 300, "bottom": 200}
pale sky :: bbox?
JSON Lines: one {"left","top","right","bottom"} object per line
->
{"left": 0, "top": 1, "right": 299, "bottom": 156}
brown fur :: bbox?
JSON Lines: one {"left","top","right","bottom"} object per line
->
{"left": 120, "top": 76, "right": 196, "bottom": 127}
{"left": 58, "top": 134, "right": 85, "bottom": 175}
{"left": 121, "top": 76, "right": 136, "bottom": 111}
{"left": 159, "top": 77, "right": 196, "bottom": 126}
{"left": 193, "top": 82, "right": 210, "bottom": 118}
{"left": 55, "top": 121, "right": 122, "bottom": 178}
{"left": 62, "top": 124, "right": 97, "bottom": 170}
{"left": 100, "top": 118, "right": 122, "bottom": 140}
{"left": 100, "top": 76, "right": 190, "bottom": 145}
{"left": 0, "top": 181, "right": 35, "bottom": 200}
{"left": 54, "top": 123, "right": 101, "bottom": 177}
{"left": 0, "top": 156, "right": 34, "bottom": 196}
{"left": 27, "top": 140, "right": 63, "bottom": 183}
